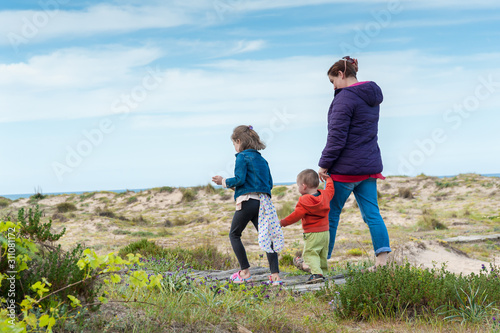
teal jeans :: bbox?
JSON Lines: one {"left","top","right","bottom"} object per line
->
{"left": 328, "top": 178, "right": 391, "bottom": 259}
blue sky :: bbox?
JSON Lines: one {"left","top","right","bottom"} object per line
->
{"left": 1, "top": 0, "right": 500, "bottom": 195}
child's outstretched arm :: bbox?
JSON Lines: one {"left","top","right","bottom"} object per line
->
{"left": 280, "top": 202, "right": 306, "bottom": 227}
{"left": 225, "top": 154, "right": 247, "bottom": 188}
{"left": 324, "top": 177, "right": 335, "bottom": 200}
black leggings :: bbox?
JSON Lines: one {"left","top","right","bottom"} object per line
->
{"left": 229, "top": 199, "right": 279, "bottom": 274}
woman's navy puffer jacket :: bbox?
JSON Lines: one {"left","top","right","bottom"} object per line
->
{"left": 318, "top": 81, "right": 384, "bottom": 175}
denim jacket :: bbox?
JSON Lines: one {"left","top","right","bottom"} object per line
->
{"left": 225, "top": 149, "right": 273, "bottom": 200}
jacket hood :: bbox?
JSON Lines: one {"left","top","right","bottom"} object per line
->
{"left": 300, "top": 191, "right": 327, "bottom": 212}
{"left": 337, "top": 81, "right": 383, "bottom": 107}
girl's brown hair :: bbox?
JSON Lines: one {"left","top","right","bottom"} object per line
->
{"left": 231, "top": 125, "right": 266, "bottom": 151}
{"left": 327, "top": 56, "right": 359, "bottom": 78}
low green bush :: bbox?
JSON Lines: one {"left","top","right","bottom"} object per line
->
{"left": 271, "top": 186, "right": 288, "bottom": 198}
{"left": 18, "top": 206, "right": 66, "bottom": 243}
{"left": 97, "top": 210, "right": 116, "bottom": 218}
{"left": 158, "top": 186, "right": 174, "bottom": 193}
{"left": 56, "top": 202, "right": 77, "bottom": 213}
{"left": 131, "top": 231, "right": 156, "bottom": 237}
{"left": 416, "top": 209, "right": 447, "bottom": 231}
{"left": 0, "top": 197, "right": 11, "bottom": 208}
{"left": 277, "top": 201, "right": 295, "bottom": 219}
{"left": 323, "top": 262, "right": 500, "bottom": 321}
{"left": 112, "top": 229, "right": 131, "bottom": 235}
{"left": 398, "top": 187, "right": 414, "bottom": 199}
{"left": 118, "top": 239, "right": 235, "bottom": 270}
{"left": 127, "top": 196, "right": 138, "bottom": 204}
{"left": 279, "top": 253, "right": 294, "bottom": 267}
{"left": 180, "top": 188, "right": 196, "bottom": 202}
{"left": 22, "top": 244, "right": 102, "bottom": 310}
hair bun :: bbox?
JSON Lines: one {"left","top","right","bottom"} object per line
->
{"left": 342, "top": 56, "right": 358, "bottom": 72}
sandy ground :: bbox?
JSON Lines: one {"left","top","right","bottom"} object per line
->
{"left": 1, "top": 174, "right": 499, "bottom": 276}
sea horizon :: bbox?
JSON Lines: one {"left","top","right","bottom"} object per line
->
{"left": 2, "top": 173, "right": 499, "bottom": 201}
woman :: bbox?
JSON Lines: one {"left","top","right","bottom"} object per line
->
{"left": 318, "top": 56, "right": 391, "bottom": 270}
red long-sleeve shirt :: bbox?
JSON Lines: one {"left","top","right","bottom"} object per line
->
{"left": 280, "top": 177, "right": 335, "bottom": 233}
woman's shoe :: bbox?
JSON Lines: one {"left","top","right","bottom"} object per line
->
{"left": 230, "top": 271, "right": 252, "bottom": 283}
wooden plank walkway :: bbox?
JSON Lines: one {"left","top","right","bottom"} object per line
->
{"left": 443, "top": 234, "right": 500, "bottom": 243}
{"left": 186, "top": 266, "right": 346, "bottom": 293}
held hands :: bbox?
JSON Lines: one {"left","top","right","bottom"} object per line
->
{"left": 212, "top": 175, "right": 223, "bottom": 185}
{"left": 318, "top": 167, "right": 329, "bottom": 182}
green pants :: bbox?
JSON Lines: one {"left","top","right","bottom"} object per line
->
{"left": 302, "top": 231, "right": 329, "bottom": 275}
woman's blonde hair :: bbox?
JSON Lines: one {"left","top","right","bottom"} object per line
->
{"left": 231, "top": 125, "right": 266, "bottom": 151}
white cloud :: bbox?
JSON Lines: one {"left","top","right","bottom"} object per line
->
{"left": 1, "top": 0, "right": 499, "bottom": 49}
{"left": 0, "top": 4, "right": 192, "bottom": 46}
{"left": 1, "top": 47, "right": 500, "bottom": 126}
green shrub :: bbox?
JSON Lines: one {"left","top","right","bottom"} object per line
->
{"left": 79, "top": 192, "right": 96, "bottom": 200}
{"left": 203, "top": 183, "right": 217, "bottom": 194}
{"left": 416, "top": 209, "right": 447, "bottom": 231}
{"left": 127, "top": 196, "right": 138, "bottom": 204}
{"left": 279, "top": 253, "right": 294, "bottom": 267}
{"left": 97, "top": 210, "right": 116, "bottom": 218}
{"left": 0, "top": 210, "right": 100, "bottom": 314}
{"left": 51, "top": 213, "right": 68, "bottom": 222}
{"left": 30, "top": 186, "right": 46, "bottom": 201}
{"left": 325, "top": 262, "right": 500, "bottom": 321}
{"left": 271, "top": 186, "right": 288, "bottom": 198}
{"left": 131, "top": 231, "right": 156, "bottom": 237}
{"left": 158, "top": 186, "right": 174, "bottom": 193}
{"left": 180, "top": 188, "right": 196, "bottom": 202}
{"left": 435, "top": 180, "right": 459, "bottom": 189}
{"left": 277, "top": 201, "right": 295, "bottom": 219}
{"left": 398, "top": 187, "right": 414, "bottom": 199}
{"left": 0, "top": 197, "right": 11, "bottom": 208}
{"left": 118, "top": 239, "right": 235, "bottom": 270}
{"left": 21, "top": 244, "right": 102, "bottom": 310}
{"left": 132, "top": 215, "right": 148, "bottom": 225}
{"left": 18, "top": 206, "right": 66, "bottom": 242}
{"left": 112, "top": 229, "right": 131, "bottom": 235}
{"left": 56, "top": 202, "right": 77, "bottom": 213}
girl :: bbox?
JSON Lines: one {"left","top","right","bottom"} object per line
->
{"left": 318, "top": 56, "right": 391, "bottom": 271}
{"left": 212, "top": 125, "right": 283, "bottom": 285}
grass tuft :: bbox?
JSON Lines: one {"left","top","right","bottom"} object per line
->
{"left": 398, "top": 187, "right": 414, "bottom": 199}
{"left": 271, "top": 186, "right": 288, "bottom": 198}
{"left": 416, "top": 209, "right": 447, "bottom": 231}
{"left": 56, "top": 202, "right": 78, "bottom": 213}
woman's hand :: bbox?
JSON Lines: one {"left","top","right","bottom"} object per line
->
{"left": 212, "top": 175, "right": 223, "bottom": 185}
{"left": 318, "top": 167, "right": 329, "bottom": 182}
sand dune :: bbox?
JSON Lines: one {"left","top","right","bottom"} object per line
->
{"left": 3, "top": 174, "right": 499, "bottom": 275}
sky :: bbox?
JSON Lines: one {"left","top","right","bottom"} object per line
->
{"left": 1, "top": 0, "right": 500, "bottom": 195}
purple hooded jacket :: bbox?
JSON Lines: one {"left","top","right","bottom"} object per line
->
{"left": 318, "top": 81, "right": 383, "bottom": 175}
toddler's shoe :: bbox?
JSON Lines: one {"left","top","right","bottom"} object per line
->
{"left": 230, "top": 271, "right": 252, "bottom": 283}
{"left": 306, "top": 274, "right": 325, "bottom": 284}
